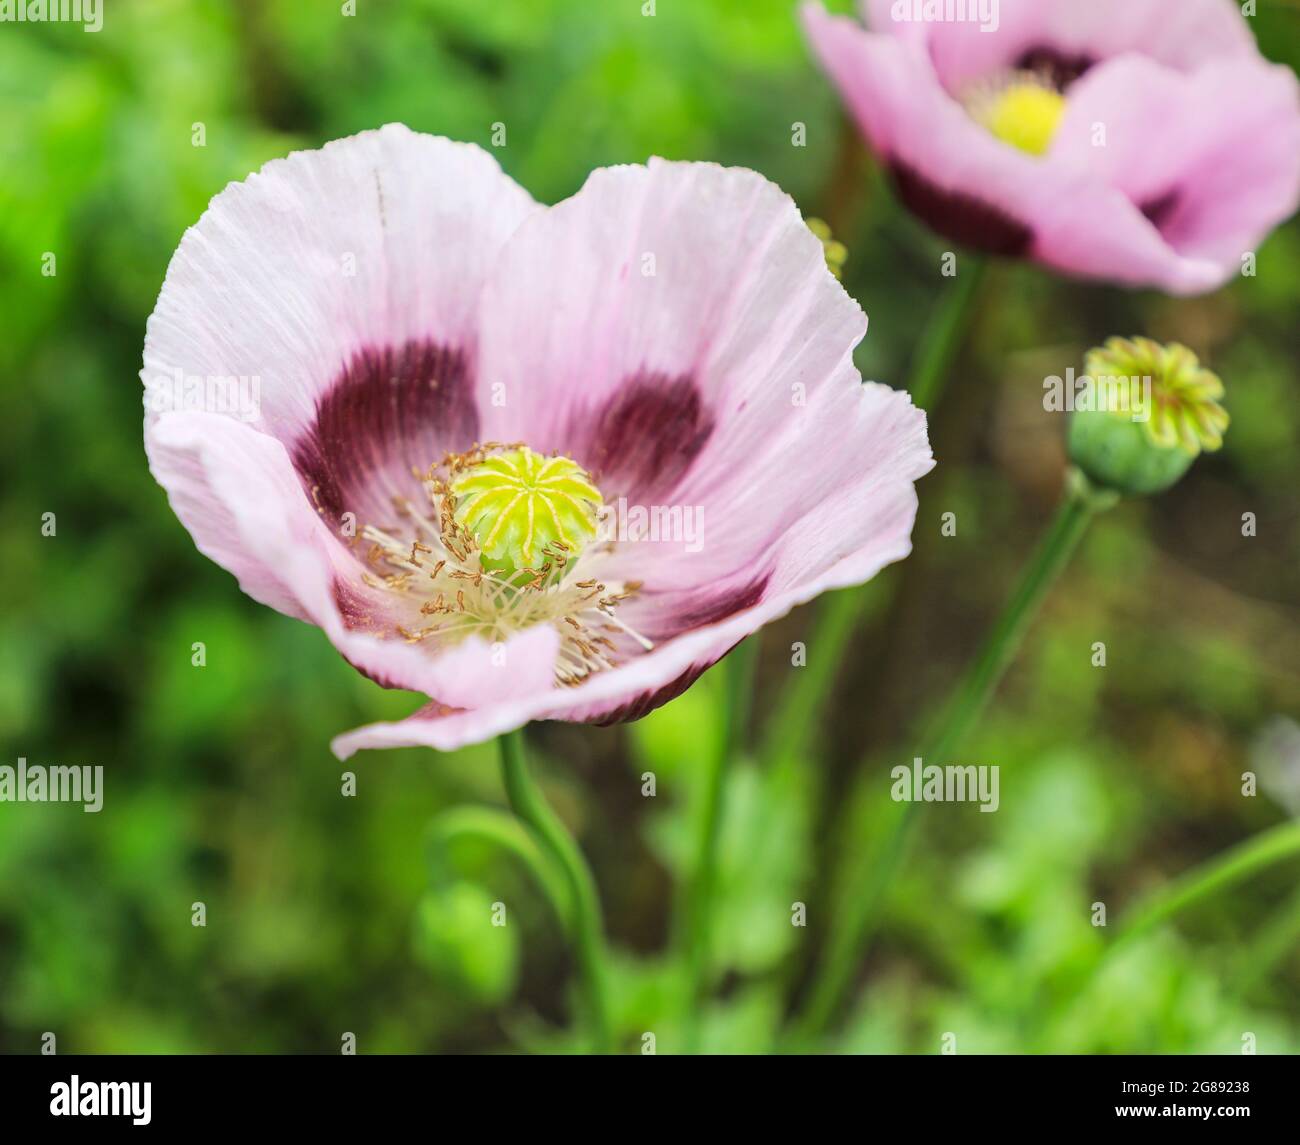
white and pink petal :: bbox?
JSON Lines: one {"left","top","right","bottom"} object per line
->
{"left": 862, "top": 0, "right": 1256, "bottom": 93}
{"left": 473, "top": 156, "right": 880, "bottom": 601}
{"left": 145, "top": 409, "right": 561, "bottom": 702}
{"left": 143, "top": 125, "right": 538, "bottom": 531}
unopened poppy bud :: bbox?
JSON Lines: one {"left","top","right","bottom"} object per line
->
{"left": 1068, "top": 337, "right": 1229, "bottom": 497}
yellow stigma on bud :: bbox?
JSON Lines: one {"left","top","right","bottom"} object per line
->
{"left": 1069, "top": 337, "right": 1230, "bottom": 498}
{"left": 450, "top": 446, "right": 602, "bottom": 581}
{"left": 968, "top": 75, "right": 1066, "bottom": 157}
{"left": 1088, "top": 337, "right": 1229, "bottom": 455}
{"left": 807, "top": 217, "right": 848, "bottom": 280}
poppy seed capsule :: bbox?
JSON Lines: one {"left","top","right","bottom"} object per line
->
{"left": 450, "top": 446, "right": 603, "bottom": 584}
{"left": 1068, "top": 337, "right": 1229, "bottom": 497}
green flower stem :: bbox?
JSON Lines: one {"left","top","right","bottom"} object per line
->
{"left": 681, "top": 635, "right": 760, "bottom": 1053}
{"left": 907, "top": 255, "right": 988, "bottom": 413}
{"left": 425, "top": 805, "right": 572, "bottom": 931}
{"left": 757, "top": 585, "right": 884, "bottom": 775}
{"left": 790, "top": 469, "right": 1113, "bottom": 1043}
{"left": 1068, "top": 820, "right": 1300, "bottom": 1011}
{"left": 1234, "top": 874, "right": 1300, "bottom": 997}
{"left": 1112, "top": 819, "right": 1300, "bottom": 952}
{"left": 913, "top": 473, "right": 1109, "bottom": 768}
{"left": 498, "top": 729, "right": 614, "bottom": 1053}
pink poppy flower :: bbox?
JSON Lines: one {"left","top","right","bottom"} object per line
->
{"left": 142, "top": 126, "right": 932, "bottom": 756}
{"left": 802, "top": 0, "right": 1300, "bottom": 294}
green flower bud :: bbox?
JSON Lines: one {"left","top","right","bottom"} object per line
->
{"left": 1067, "top": 337, "right": 1229, "bottom": 497}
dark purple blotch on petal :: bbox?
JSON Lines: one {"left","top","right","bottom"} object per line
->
{"left": 588, "top": 661, "right": 714, "bottom": 726}
{"left": 653, "top": 573, "right": 770, "bottom": 640}
{"left": 293, "top": 340, "right": 478, "bottom": 527}
{"left": 590, "top": 573, "right": 769, "bottom": 723}
{"left": 889, "top": 161, "right": 1033, "bottom": 257}
{"left": 589, "top": 591, "right": 765, "bottom": 725}
{"left": 571, "top": 374, "right": 714, "bottom": 502}
{"left": 1015, "top": 46, "right": 1096, "bottom": 91}
{"left": 1141, "top": 189, "right": 1182, "bottom": 235}
{"left": 332, "top": 576, "right": 379, "bottom": 632}
{"left": 330, "top": 577, "right": 410, "bottom": 688}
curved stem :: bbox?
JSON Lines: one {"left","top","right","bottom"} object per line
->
{"left": 681, "top": 636, "right": 760, "bottom": 1053}
{"left": 425, "top": 805, "right": 572, "bottom": 931}
{"left": 1113, "top": 819, "right": 1300, "bottom": 952}
{"left": 906, "top": 255, "right": 988, "bottom": 413}
{"left": 498, "top": 730, "right": 613, "bottom": 1053}
{"left": 789, "top": 470, "right": 1112, "bottom": 1043}
{"left": 1233, "top": 874, "right": 1300, "bottom": 997}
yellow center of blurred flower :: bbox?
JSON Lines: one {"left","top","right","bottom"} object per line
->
{"left": 968, "top": 76, "right": 1066, "bottom": 157}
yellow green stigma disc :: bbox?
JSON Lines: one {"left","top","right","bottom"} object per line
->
{"left": 450, "top": 446, "right": 603, "bottom": 582}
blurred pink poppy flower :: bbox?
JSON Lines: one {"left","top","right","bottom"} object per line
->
{"left": 142, "top": 125, "right": 932, "bottom": 756}
{"left": 802, "top": 0, "right": 1300, "bottom": 294}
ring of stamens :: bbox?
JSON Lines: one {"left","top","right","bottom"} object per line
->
{"left": 355, "top": 442, "right": 653, "bottom": 688}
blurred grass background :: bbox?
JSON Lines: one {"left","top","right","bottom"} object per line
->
{"left": 1, "top": 0, "right": 1298, "bottom": 1053}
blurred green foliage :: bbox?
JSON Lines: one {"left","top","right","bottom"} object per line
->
{"left": 1, "top": 0, "right": 1298, "bottom": 1054}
